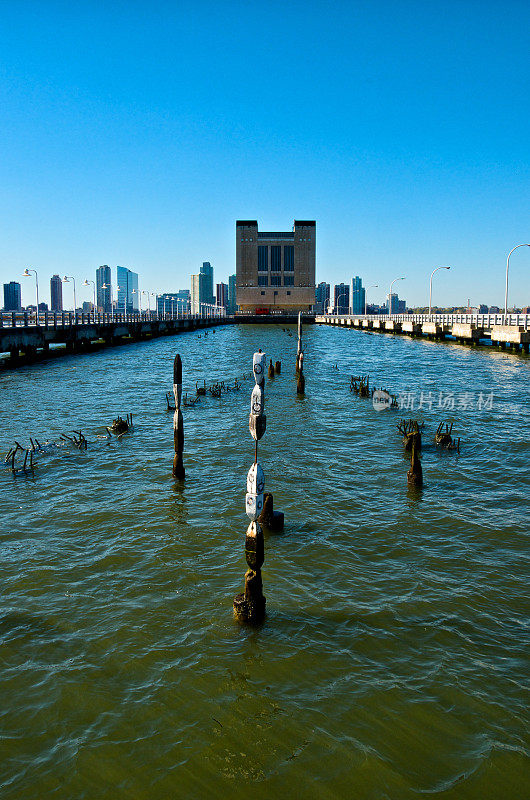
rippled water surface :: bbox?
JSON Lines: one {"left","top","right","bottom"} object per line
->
{"left": 1, "top": 324, "right": 529, "bottom": 799}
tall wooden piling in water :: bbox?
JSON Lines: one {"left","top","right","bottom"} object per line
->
{"left": 297, "top": 352, "right": 305, "bottom": 394}
{"left": 172, "top": 354, "right": 185, "bottom": 479}
{"left": 295, "top": 312, "right": 302, "bottom": 374}
{"left": 233, "top": 349, "right": 267, "bottom": 624}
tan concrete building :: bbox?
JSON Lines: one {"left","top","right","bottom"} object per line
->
{"left": 236, "top": 220, "right": 315, "bottom": 313}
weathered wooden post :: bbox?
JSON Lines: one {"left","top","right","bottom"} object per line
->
{"left": 407, "top": 439, "right": 423, "bottom": 488}
{"left": 296, "top": 352, "right": 305, "bottom": 395}
{"left": 295, "top": 312, "right": 302, "bottom": 374}
{"left": 233, "top": 349, "right": 267, "bottom": 624}
{"left": 268, "top": 359, "right": 275, "bottom": 378}
{"left": 172, "top": 354, "right": 185, "bottom": 479}
{"left": 275, "top": 360, "right": 281, "bottom": 374}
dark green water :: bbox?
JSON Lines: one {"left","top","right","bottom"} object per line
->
{"left": 1, "top": 324, "right": 529, "bottom": 799}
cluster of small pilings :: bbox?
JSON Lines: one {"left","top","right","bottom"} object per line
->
{"left": 233, "top": 350, "right": 268, "bottom": 625}
{"left": 397, "top": 418, "right": 461, "bottom": 489}
{"left": 106, "top": 414, "right": 133, "bottom": 437}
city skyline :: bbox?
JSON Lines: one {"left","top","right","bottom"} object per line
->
{"left": 0, "top": 2, "right": 528, "bottom": 310}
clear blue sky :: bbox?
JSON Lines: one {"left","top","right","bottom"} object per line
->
{"left": 1, "top": 0, "right": 529, "bottom": 309}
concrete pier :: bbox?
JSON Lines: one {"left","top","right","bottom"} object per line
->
{"left": 451, "top": 323, "right": 483, "bottom": 342}
{"left": 316, "top": 313, "right": 530, "bottom": 354}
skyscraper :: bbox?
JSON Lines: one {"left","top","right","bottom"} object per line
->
{"left": 334, "top": 283, "right": 349, "bottom": 314}
{"left": 387, "top": 293, "right": 400, "bottom": 314}
{"left": 3, "top": 281, "right": 21, "bottom": 311}
{"left": 228, "top": 273, "right": 237, "bottom": 314}
{"left": 216, "top": 282, "right": 228, "bottom": 310}
{"left": 315, "top": 282, "right": 330, "bottom": 314}
{"left": 96, "top": 265, "right": 111, "bottom": 312}
{"left": 349, "top": 276, "right": 365, "bottom": 315}
{"left": 50, "top": 274, "right": 63, "bottom": 312}
{"left": 201, "top": 262, "right": 215, "bottom": 305}
{"left": 190, "top": 262, "right": 215, "bottom": 314}
{"left": 116, "top": 266, "right": 139, "bottom": 313}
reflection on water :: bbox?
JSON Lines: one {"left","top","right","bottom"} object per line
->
{"left": 0, "top": 324, "right": 529, "bottom": 799}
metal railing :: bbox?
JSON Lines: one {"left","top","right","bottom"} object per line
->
{"left": 0, "top": 308, "right": 228, "bottom": 329}
{"left": 317, "top": 312, "right": 530, "bottom": 329}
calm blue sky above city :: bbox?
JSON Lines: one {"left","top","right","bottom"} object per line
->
{"left": 1, "top": 0, "right": 529, "bottom": 307}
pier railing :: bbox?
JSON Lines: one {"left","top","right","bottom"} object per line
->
{"left": 0, "top": 310, "right": 227, "bottom": 329}
{"left": 319, "top": 312, "right": 530, "bottom": 329}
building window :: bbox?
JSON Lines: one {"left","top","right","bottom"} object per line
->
{"left": 271, "top": 275, "right": 281, "bottom": 286}
{"left": 287, "top": 291, "right": 291, "bottom": 295}
{"left": 258, "top": 275, "right": 268, "bottom": 286}
{"left": 258, "top": 246, "right": 268, "bottom": 271}
{"left": 261, "top": 291, "right": 265, "bottom": 295}
{"left": 284, "top": 275, "right": 294, "bottom": 286}
{"left": 271, "top": 246, "right": 281, "bottom": 271}
{"left": 284, "top": 245, "right": 294, "bottom": 271}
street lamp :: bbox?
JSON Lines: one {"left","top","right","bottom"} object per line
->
{"left": 22, "top": 267, "right": 39, "bottom": 325}
{"left": 429, "top": 266, "right": 451, "bottom": 318}
{"left": 365, "top": 284, "right": 378, "bottom": 316}
{"left": 83, "top": 278, "right": 96, "bottom": 319}
{"left": 388, "top": 277, "right": 405, "bottom": 316}
{"left": 505, "top": 244, "right": 530, "bottom": 319}
{"left": 63, "top": 276, "right": 77, "bottom": 313}
{"left": 132, "top": 288, "right": 141, "bottom": 315}
{"left": 102, "top": 283, "right": 116, "bottom": 318}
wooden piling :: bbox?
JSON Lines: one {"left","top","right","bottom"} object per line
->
{"left": 295, "top": 312, "right": 302, "bottom": 374}
{"left": 172, "top": 354, "right": 185, "bottom": 480}
{"left": 407, "top": 439, "right": 423, "bottom": 488}
{"left": 268, "top": 359, "right": 275, "bottom": 379}
{"left": 275, "top": 360, "right": 281, "bottom": 373}
{"left": 258, "top": 492, "right": 284, "bottom": 532}
{"left": 296, "top": 352, "right": 305, "bottom": 394}
{"left": 234, "top": 350, "right": 267, "bottom": 624}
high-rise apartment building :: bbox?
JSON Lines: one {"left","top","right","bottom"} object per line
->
{"left": 216, "top": 282, "right": 228, "bottom": 310}
{"left": 201, "top": 262, "right": 215, "bottom": 305}
{"left": 116, "top": 266, "right": 139, "bottom": 313}
{"left": 228, "top": 273, "right": 237, "bottom": 314}
{"left": 349, "top": 276, "right": 366, "bottom": 315}
{"left": 315, "top": 282, "right": 330, "bottom": 314}
{"left": 190, "top": 262, "right": 215, "bottom": 314}
{"left": 387, "top": 293, "right": 401, "bottom": 314}
{"left": 96, "top": 265, "right": 112, "bottom": 312}
{"left": 236, "top": 220, "right": 316, "bottom": 313}
{"left": 50, "top": 274, "right": 63, "bottom": 312}
{"left": 3, "top": 281, "right": 21, "bottom": 311}
{"left": 334, "top": 283, "right": 350, "bottom": 314}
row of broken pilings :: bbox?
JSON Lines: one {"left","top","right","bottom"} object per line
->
{"left": 165, "top": 361, "right": 283, "bottom": 410}
{"left": 171, "top": 315, "right": 306, "bottom": 625}
{"left": 4, "top": 414, "right": 134, "bottom": 476}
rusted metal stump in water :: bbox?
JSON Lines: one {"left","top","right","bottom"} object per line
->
{"left": 233, "top": 349, "right": 267, "bottom": 625}
{"left": 172, "top": 354, "right": 185, "bottom": 479}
